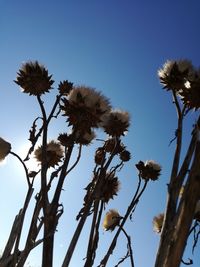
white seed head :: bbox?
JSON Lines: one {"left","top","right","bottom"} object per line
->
{"left": 145, "top": 160, "right": 161, "bottom": 171}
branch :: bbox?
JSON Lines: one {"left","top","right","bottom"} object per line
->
{"left": 10, "top": 151, "right": 31, "bottom": 188}
{"left": 121, "top": 227, "right": 135, "bottom": 267}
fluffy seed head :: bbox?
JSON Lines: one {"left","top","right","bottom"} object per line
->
{"left": 103, "top": 209, "right": 122, "bottom": 231}
{"left": 102, "top": 109, "right": 130, "bottom": 137}
{"left": 153, "top": 213, "right": 164, "bottom": 233}
{"left": 60, "top": 86, "right": 111, "bottom": 132}
{"left": 158, "top": 59, "right": 195, "bottom": 91}
{"left": 179, "top": 71, "right": 200, "bottom": 110}
{"left": 15, "top": 61, "right": 54, "bottom": 95}
{"left": 34, "top": 140, "right": 64, "bottom": 167}
{"left": 135, "top": 160, "right": 161, "bottom": 181}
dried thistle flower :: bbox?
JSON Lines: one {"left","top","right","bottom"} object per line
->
{"left": 60, "top": 86, "right": 111, "bottom": 133}
{"left": 153, "top": 213, "right": 164, "bottom": 233}
{"left": 0, "top": 137, "right": 11, "bottom": 161}
{"left": 34, "top": 140, "right": 64, "bottom": 167}
{"left": 119, "top": 150, "right": 131, "bottom": 162}
{"left": 15, "top": 61, "right": 54, "bottom": 95}
{"left": 58, "top": 133, "right": 72, "bottom": 147}
{"left": 74, "top": 130, "right": 96, "bottom": 145}
{"left": 94, "top": 147, "right": 105, "bottom": 165}
{"left": 135, "top": 160, "right": 161, "bottom": 181}
{"left": 103, "top": 209, "right": 122, "bottom": 231}
{"left": 102, "top": 109, "right": 130, "bottom": 137}
{"left": 179, "top": 71, "right": 200, "bottom": 110}
{"left": 158, "top": 59, "right": 195, "bottom": 91}
{"left": 58, "top": 80, "right": 73, "bottom": 95}
{"left": 104, "top": 138, "right": 125, "bottom": 154}
{"left": 99, "top": 172, "right": 121, "bottom": 203}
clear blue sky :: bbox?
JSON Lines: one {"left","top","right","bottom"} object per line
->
{"left": 0, "top": 0, "right": 200, "bottom": 266}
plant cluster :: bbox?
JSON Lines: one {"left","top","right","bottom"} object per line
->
{"left": 0, "top": 59, "right": 199, "bottom": 267}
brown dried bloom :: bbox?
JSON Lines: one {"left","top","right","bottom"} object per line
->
{"left": 153, "top": 213, "right": 164, "bottom": 233}
{"left": 179, "top": 71, "right": 200, "bottom": 110}
{"left": 102, "top": 109, "right": 130, "bottom": 137}
{"left": 15, "top": 61, "right": 54, "bottom": 95}
{"left": 94, "top": 147, "right": 105, "bottom": 165}
{"left": 58, "top": 133, "right": 72, "bottom": 147}
{"left": 104, "top": 138, "right": 125, "bottom": 154}
{"left": 34, "top": 140, "right": 64, "bottom": 167}
{"left": 58, "top": 80, "right": 73, "bottom": 95}
{"left": 74, "top": 130, "right": 96, "bottom": 145}
{"left": 60, "top": 86, "right": 111, "bottom": 132}
{"left": 0, "top": 137, "right": 11, "bottom": 161}
{"left": 103, "top": 209, "right": 122, "bottom": 231}
{"left": 158, "top": 59, "right": 195, "bottom": 91}
{"left": 135, "top": 160, "right": 161, "bottom": 181}
{"left": 119, "top": 150, "right": 131, "bottom": 162}
{"left": 99, "top": 172, "right": 120, "bottom": 203}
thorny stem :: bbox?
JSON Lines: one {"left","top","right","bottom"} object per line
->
{"left": 62, "top": 141, "right": 122, "bottom": 267}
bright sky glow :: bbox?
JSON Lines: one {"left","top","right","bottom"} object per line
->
{"left": 0, "top": 0, "right": 200, "bottom": 267}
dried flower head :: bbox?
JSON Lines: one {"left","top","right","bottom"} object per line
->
{"left": 119, "top": 150, "right": 131, "bottom": 162}
{"left": 158, "top": 59, "right": 195, "bottom": 91}
{"left": 104, "top": 138, "right": 125, "bottom": 154}
{"left": 58, "top": 80, "right": 73, "bottom": 95}
{"left": 153, "top": 213, "right": 164, "bottom": 233}
{"left": 94, "top": 147, "right": 105, "bottom": 165}
{"left": 135, "top": 160, "right": 161, "bottom": 181}
{"left": 0, "top": 137, "right": 11, "bottom": 161}
{"left": 74, "top": 130, "right": 96, "bottom": 145}
{"left": 102, "top": 109, "right": 130, "bottom": 137}
{"left": 99, "top": 172, "right": 120, "bottom": 203}
{"left": 61, "top": 86, "right": 111, "bottom": 133}
{"left": 58, "top": 133, "right": 72, "bottom": 147}
{"left": 179, "top": 71, "right": 200, "bottom": 110}
{"left": 15, "top": 61, "right": 54, "bottom": 95}
{"left": 103, "top": 209, "right": 122, "bottom": 231}
{"left": 34, "top": 140, "right": 64, "bottom": 167}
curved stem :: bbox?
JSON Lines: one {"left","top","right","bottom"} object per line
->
{"left": 10, "top": 151, "right": 31, "bottom": 188}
